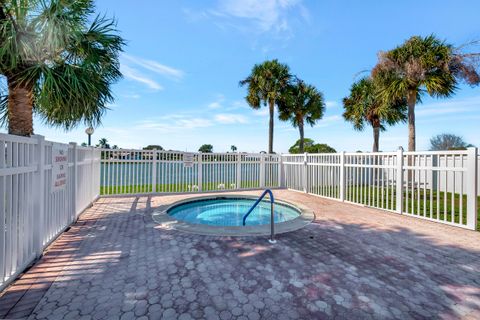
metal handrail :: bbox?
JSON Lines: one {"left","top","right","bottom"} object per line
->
{"left": 242, "top": 189, "right": 276, "bottom": 243}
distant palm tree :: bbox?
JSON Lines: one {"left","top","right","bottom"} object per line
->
{"left": 343, "top": 77, "right": 407, "bottom": 152}
{"left": 373, "top": 35, "right": 480, "bottom": 151}
{"left": 0, "top": 1, "right": 124, "bottom": 136}
{"left": 230, "top": 145, "right": 237, "bottom": 152}
{"left": 240, "top": 59, "right": 291, "bottom": 154}
{"left": 278, "top": 79, "right": 325, "bottom": 153}
{"left": 97, "top": 138, "right": 110, "bottom": 149}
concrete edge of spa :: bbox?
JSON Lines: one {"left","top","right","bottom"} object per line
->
{"left": 151, "top": 194, "right": 315, "bottom": 237}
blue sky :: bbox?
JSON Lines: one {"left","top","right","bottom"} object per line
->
{"left": 29, "top": 0, "right": 480, "bottom": 152}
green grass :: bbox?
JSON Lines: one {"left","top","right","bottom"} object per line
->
{"left": 306, "top": 184, "right": 479, "bottom": 230}
{"left": 342, "top": 186, "right": 480, "bottom": 230}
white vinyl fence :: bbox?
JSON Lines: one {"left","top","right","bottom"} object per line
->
{"left": 283, "top": 148, "right": 479, "bottom": 230}
{"left": 99, "top": 149, "right": 281, "bottom": 195}
{"left": 1, "top": 133, "right": 479, "bottom": 292}
{"left": 0, "top": 133, "right": 100, "bottom": 291}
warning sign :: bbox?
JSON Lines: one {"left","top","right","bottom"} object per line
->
{"left": 52, "top": 144, "right": 68, "bottom": 191}
{"left": 183, "top": 153, "right": 194, "bottom": 168}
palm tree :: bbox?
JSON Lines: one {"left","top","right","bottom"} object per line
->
{"left": 343, "top": 77, "right": 407, "bottom": 152}
{"left": 373, "top": 35, "right": 480, "bottom": 151}
{"left": 97, "top": 138, "right": 110, "bottom": 149}
{"left": 278, "top": 79, "right": 325, "bottom": 153}
{"left": 230, "top": 145, "right": 237, "bottom": 152}
{"left": 239, "top": 59, "right": 291, "bottom": 154}
{"left": 0, "top": 1, "right": 124, "bottom": 136}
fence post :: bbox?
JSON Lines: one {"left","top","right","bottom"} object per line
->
{"left": 152, "top": 150, "right": 157, "bottom": 193}
{"left": 303, "top": 153, "right": 308, "bottom": 193}
{"left": 236, "top": 153, "right": 242, "bottom": 189}
{"left": 278, "top": 155, "right": 284, "bottom": 188}
{"left": 396, "top": 147, "right": 404, "bottom": 214}
{"left": 431, "top": 154, "right": 438, "bottom": 192}
{"left": 339, "top": 151, "right": 345, "bottom": 201}
{"left": 198, "top": 152, "right": 203, "bottom": 192}
{"left": 466, "top": 147, "right": 478, "bottom": 230}
{"left": 33, "top": 135, "right": 45, "bottom": 257}
{"left": 260, "top": 154, "right": 265, "bottom": 188}
{"left": 70, "top": 142, "right": 78, "bottom": 221}
{"left": 90, "top": 147, "right": 96, "bottom": 199}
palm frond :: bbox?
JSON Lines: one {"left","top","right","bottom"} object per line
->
{"left": 343, "top": 76, "right": 406, "bottom": 132}
{"left": 0, "top": 0, "right": 124, "bottom": 131}
{"left": 372, "top": 34, "right": 469, "bottom": 105}
{"left": 277, "top": 78, "right": 325, "bottom": 128}
{"left": 239, "top": 59, "right": 292, "bottom": 111}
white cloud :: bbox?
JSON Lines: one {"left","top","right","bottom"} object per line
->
{"left": 230, "top": 100, "right": 249, "bottom": 109}
{"left": 183, "top": 8, "right": 209, "bottom": 23}
{"left": 193, "top": 0, "right": 307, "bottom": 37}
{"left": 417, "top": 107, "right": 471, "bottom": 117}
{"left": 416, "top": 96, "right": 480, "bottom": 117}
{"left": 177, "top": 118, "right": 213, "bottom": 128}
{"left": 122, "top": 54, "right": 184, "bottom": 81}
{"left": 278, "top": 124, "right": 297, "bottom": 132}
{"left": 252, "top": 108, "right": 269, "bottom": 116}
{"left": 208, "top": 102, "right": 222, "bottom": 109}
{"left": 316, "top": 115, "right": 343, "bottom": 127}
{"left": 132, "top": 110, "right": 250, "bottom": 133}
{"left": 120, "top": 65, "right": 163, "bottom": 91}
{"left": 207, "top": 96, "right": 252, "bottom": 111}
{"left": 215, "top": 0, "right": 304, "bottom": 33}
{"left": 325, "top": 100, "right": 340, "bottom": 109}
{"left": 135, "top": 117, "right": 213, "bottom": 132}
{"left": 207, "top": 94, "right": 225, "bottom": 109}
{"left": 122, "top": 93, "right": 141, "bottom": 99}
{"left": 214, "top": 113, "right": 248, "bottom": 124}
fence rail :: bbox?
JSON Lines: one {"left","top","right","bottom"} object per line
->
{"left": 99, "top": 150, "right": 281, "bottom": 195}
{"left": 1, "top": 132, "right": 479, "bottom": 292}
{"left": 99, "top": 147, "right": 478, "bottom": 231}
{"left": 0, "top": 134, "right": 100, "bottom": 291}
{"left": 283, "top": 148, "right": 479, "bottom": 230}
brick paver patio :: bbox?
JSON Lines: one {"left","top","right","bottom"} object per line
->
{"left": 1, "top": 190, "right": 479, "bottom": 319}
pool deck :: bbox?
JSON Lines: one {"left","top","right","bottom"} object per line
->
{"left": 1, "top": 190, "right": 480, "bottom": 319}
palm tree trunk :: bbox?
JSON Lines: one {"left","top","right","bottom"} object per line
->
{"left": 407, "top": 91, "right": 416, "bottom": 152}
{"left": 298, "top": 120, "right": 305, "bottom": 153}
{"left": 7, "top": 77, "right": 34, "bottom": 136}
{"left": 406, "top": 91, "right": 417, "bottom": 192}
{"left": 372, "top": 125, "right": 380, "bottom": 152}
{"left": 268, "top": 99, "right": 274, "bottom": 154}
